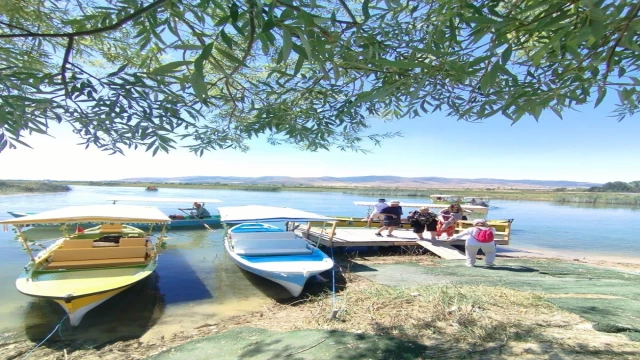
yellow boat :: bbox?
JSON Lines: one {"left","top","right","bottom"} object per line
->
{"left": 0, "top": 205, "right": 170, "bottom": 326}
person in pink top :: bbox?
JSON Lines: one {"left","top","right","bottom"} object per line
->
{"left": 449, "top": 218, "right": 496, "bottom": 267}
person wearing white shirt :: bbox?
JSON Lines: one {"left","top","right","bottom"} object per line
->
{"left": 366, "top": 199, "right": 389, "bottom": 227}
{"left": 449, "top": 218, "right": 496, "bottom": 267}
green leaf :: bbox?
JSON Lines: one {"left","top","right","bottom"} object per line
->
{"left": 216, "top": 47, "right": 247, "bottom": 67}
{"left": 229, "top": 2, "right": 239, "bottom": 23}
{"left": 371, "top": 58, "right": 430, "bottom": 69}
{"left": 150, "top": 61, "right": 193, "bottom": 75}
{"left": 594, "top": 86, "right": 607, "bottom": 108}
{"left": 362, "top": 0, "right": 371, "bottom": 21}
{"left": 501, "top": 45, "right": 512, "bottom": 65}
{"left": 220, "top": 29, "right": 233, "bottom": 49}
{"left": 190, "top": 71, "right": 208, "bottom": 100}
{"left": 281, "top": 28, "right": 293, "bottom": 64}
{"left": 194, "top": 42, "right": 214, "bottom": 74}
{"left": 106, "top": 64, "right": 128, "bottom": 78}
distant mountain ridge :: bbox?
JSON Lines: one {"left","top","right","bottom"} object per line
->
{"left": 116, "top": 175, "right": 600, "bottom": 189}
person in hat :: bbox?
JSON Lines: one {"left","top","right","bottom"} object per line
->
{"left": 448, "top": 218, "right": 496, "bottom": 267}
{"left": 190, "top": 202, "right": 211, "bottom": 219}
{"left": 374, "top": 200, "right": 403, "bottom": 237}
{"left": 407, "top": 206, "right": 438, "bottom": 240}
{"left": 366, "top": 198, "right": 389, "bottom": 228}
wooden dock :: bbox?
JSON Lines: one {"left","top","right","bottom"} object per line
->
{"left": 295, "top": 220, "right": 512, "bottom": 260}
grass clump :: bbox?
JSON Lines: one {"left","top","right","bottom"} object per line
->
{"left": 0, "top": 181, "right": 71, "bottom": 195}
{"left": 282, "top": 280, "right": 554, "bottom": 347}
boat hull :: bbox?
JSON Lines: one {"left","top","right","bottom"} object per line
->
{"left": 224, "top": 235, "right": 333, "bottom": 297}
{"left": 17, "top": 257, "right": 158, "bottom": 326}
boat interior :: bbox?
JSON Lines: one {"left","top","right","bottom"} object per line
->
{"left": 230, "top": 230, "right": 313, "bottom": 256}
{"left": 37, "top": 224, "right": 153, "bottom": 270}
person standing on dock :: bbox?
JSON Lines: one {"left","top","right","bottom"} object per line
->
{"left": 407, "top": 206, "right": 438, "bottom": 240}
{"left": 436, "top": 203, "right": 465, "bottom": 238}
{"left": 449, "top": 219, "right": 496, "bottom": 267}
{"left": 374, "top": 200, "right": 403, "bottom": 238}
{"left": 366, "top": 198, "right": 389, "bottom": 228}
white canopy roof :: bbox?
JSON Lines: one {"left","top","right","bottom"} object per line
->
{"left": 0, "top": 205, "right": 171, "bottom": 225}
{"left": 353, "top": 201, "right": 487, "bottom": 210}
{"left": 217, "top": 205, "right": 337, "bottom": 223}
{"left": 107, "top": 196, "right": 222, "bottom": 204}
{"left": 429, "top": 195, "right": 457, "bottom": 198}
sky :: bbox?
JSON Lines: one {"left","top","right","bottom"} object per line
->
{"left": 1, "top": 95, "right": 639, "bottom": 183}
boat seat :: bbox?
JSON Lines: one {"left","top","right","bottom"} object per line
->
{"left": 235, "top": 248, "right": 313, "bottom": 256}
{"left": 231, "top": 231, "right": 313, "bottom": 256}
{"left": 46, "top": 258, "right": 146, "bottom": 270}
{"left": 47, "top": 246, "right": 148, "bottom": 269}
{"left": 62, "top": 239, "right": 95, "bottom": 249}
{"left": 100, "top": 224, "right": 123, "bottom": 233}
{"left": 119, "top": 237, "right": 147, "bottom": 247}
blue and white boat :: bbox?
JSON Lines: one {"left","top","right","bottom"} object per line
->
{"left": 218, "top": 205, "right": 336, "bottom": 297}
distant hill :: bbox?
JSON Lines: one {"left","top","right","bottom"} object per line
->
{"left": 116, "top": 176, "right": 600, "bottom": 189}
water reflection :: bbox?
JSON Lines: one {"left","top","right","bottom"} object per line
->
{"left": 23, "top": 272, "right": 164, "bottom": 348}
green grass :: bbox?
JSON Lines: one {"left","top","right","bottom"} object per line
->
{"left": 0, "top": 181, "right": 71, "bottom": 195}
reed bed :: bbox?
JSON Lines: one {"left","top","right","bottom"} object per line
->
{"left": 554, "top": 195, "right": 640, "bottom": 205}
{"left": 0, "top": 181, "right": 71, "bottom": 195}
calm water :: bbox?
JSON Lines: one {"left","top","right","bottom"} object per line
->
{"left": 0, "top": 186, "right": 639, "bottom": 344}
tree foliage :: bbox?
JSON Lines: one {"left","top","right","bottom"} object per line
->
{"left": 588, "top": 180, "right": 640, "bottom": 192}
{"left": 1, "top": 0, "right": 639, "bottom": 155}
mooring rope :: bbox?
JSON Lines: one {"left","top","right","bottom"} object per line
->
{"left": 21, "top": 314, "right": 68, "bottom": 360}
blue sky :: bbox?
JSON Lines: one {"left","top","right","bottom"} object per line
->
{"left": 1, "top": 95, "right": 639, "bottom": 183}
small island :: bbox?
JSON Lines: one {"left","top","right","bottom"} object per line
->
{"left": 0, "top": 181, "right": 71, "bottom": 195}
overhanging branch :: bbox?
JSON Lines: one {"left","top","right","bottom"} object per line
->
{"left": 0, "top": 0, "right": 169, "bottom": 39}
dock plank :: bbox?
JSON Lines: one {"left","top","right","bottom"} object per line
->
{"left": 415, "top": 240, "right": 466, "bottom": 260}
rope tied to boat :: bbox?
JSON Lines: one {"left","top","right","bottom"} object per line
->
{"left": 21, "top": 314, "right": 69, "bottom": 359}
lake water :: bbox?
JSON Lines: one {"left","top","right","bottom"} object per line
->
{"left": 1, "top": 185, "right": 639, "bottom": 345}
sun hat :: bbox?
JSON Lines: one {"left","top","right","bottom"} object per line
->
{"left": 390, "top": 200, "right": 400, "bottom": 204}
{"left": 473, "top": 219, "right": 487, "bottom": 226}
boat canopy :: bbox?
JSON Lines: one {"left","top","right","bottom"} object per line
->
{"left": 429, "top": 195, "right": 456, "bottom": 198}
{"left": 0, "top": 205, "right": 171, "bottom": 226}
{"left": 354, "top": 201, "right": 449, "bottom": 208}
{"left": 107, "top": 196, "right": 222, "bottom": 204}
{"left": 217, "top": 205, "right": 337, "bottom": 223}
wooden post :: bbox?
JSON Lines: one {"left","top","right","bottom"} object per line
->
{"left": 16, "top": 227, "right": 35, "bottom": 262}
{"left": 329, "top": 221, "right": 337, "bottom": 241}
{"left": 157, "top": 224, "right": 167, "bottom": 246}
{"left": 305, "top": 222, "right": 312, "bottom": 239}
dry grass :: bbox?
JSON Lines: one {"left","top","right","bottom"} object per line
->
{"left": 265, "top": 277, "right": 554, "bottom": 345}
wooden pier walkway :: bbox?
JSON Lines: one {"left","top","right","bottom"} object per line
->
{"left": 295, "top": 220, "right": 512, "bottom": 260}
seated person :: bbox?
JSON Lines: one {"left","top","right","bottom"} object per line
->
{"left": 190, "top": 202, "right": 211, "bottom": 218}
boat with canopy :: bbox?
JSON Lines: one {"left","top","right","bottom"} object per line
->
{"left": 0, "top": 205, "right": 170, "bottom": 326}
{"left": 218, "top": 205, "right": 336, "bottom": 297}
{"left": 7, "top": 196, "right": 223, "bottom": 230}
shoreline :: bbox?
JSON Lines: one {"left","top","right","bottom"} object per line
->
{"left": 498, "top": 245, "right": 640, "bottom": 270}
{"left": 1, "top": 252, "right": 640, "bottom": 359}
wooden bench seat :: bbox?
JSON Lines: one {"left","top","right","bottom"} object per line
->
{"left": 45, "top": 246, "right": 149, "bottom": 270}
{"left": 47, "top": 258, "right": 146, "bottom": 270}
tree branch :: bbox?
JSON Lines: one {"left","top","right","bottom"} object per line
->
{"left": 603, "top": 2, "right": 640, "bottom": 84}
{"left": 0, "top": 20, "right": 34, "bottom": 34}
{"left": 0, "top": 0, "right": 169, "bottom": 39}
{"left": 337, "top": 0, "right": 358, "bottom": 24}
{"left": 61, "top": 36, "right": 74, "bottom": 96}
